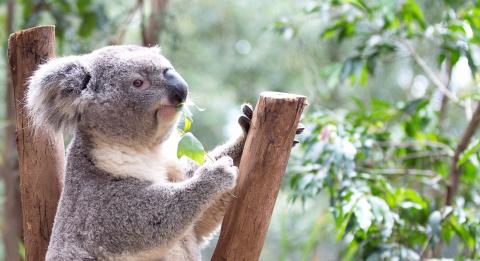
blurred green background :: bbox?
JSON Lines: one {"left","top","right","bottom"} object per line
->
{"left": 1, "top": 0, "right": 480, "bottom": 260}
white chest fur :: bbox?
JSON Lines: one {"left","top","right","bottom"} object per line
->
{"left": 91, "top": 136, "right": 182, "bottom": 183}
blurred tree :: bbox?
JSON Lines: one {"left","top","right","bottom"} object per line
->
{"left": 142, "top": 0, "right": 168, "bottom": 46}
{"left": 279, "top": 0, "right": 480, "bottom": 259}
{"left": 2, "top": 0, "right": 23, "bottom": 260}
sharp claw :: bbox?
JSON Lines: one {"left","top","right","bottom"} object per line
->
{"left": 238, "top": 115, "right": 251, "bottom": 131}
{"left": 296, "top": 124, "right": 305, "bottom": 134}
{"left": 242, "top": 104, "right": 254, "bottom": 119}
{"left": 293, "top": 140, "right": 300, "bottom": 147}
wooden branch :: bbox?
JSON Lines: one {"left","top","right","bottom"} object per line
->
{"left": 212, "top": 92, "right": 307, "bottom": 261}
{"left": 356, "top": 168, "right": 441, "bottom": 178}
{"left": 8, "top": 25, "right": 64, "bottom": 261}
{"left": 446, "top": 102, "right": 480, "bottom": 205}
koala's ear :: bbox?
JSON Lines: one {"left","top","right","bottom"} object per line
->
{"left": 26, "top": 56, "right": 92, "bottom": 134}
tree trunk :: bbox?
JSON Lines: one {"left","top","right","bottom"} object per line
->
{"left": 212, "top": 92, "right": 307, "bottom": 261}
{"left": 446, "top": 103, "right": 480, "bottom": 205}
{"left": 2, "top": 0, "right": 23, "bottom": 259}
{"left": 142, "top": 0, "right": 168, "bottom": 46}
{"left": 8, "top": 26, "right": 64, "bottom": 261}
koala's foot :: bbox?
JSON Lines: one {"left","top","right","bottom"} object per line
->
{"left": 198, "top": 156, "right": 238, "bottom": 192}
{"left": 237, "top": 103, "right": 305, "bottom": 146}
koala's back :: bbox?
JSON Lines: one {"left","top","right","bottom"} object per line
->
{"left": 46, "top": 134, "right": 201, "bottom": 260}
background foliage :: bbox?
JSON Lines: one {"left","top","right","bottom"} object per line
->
{"left": 0, "top": 0, "right": 479, "bottom": 260}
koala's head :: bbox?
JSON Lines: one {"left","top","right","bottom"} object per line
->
{"left": 27, "top": 45, "right": 188, "bottom": 147}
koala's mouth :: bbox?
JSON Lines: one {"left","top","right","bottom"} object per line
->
{"left": 155, "top": 104, "right": 181, "bottom": 120}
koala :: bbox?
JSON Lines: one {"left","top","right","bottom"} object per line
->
{"left": 26, "top": 45, "right": 255, "bottom": 261}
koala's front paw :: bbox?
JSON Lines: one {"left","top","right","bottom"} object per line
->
{"left": 237, "top": 103, "right": 305, "bottom": 146}
{"left": 199, "top": 156, "right": 238, "bottom": 192}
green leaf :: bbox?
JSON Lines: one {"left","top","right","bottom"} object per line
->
{"left": 18, "top": 241, "right": 25, "bottom": 260}
{"left": 178, "top": 111, "right": 193, "bottom": 134}
{"left": 354, "top": 196, "right": 373, "bottom": 232}
{"left": 458, "top": 139, "right": 480, "bottom": 167}
{"left": 177, "top": 132, "right": 205, "bottom": 164}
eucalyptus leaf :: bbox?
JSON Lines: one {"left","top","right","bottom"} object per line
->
{"left": 458, "top": 139, "right": 480, "bottom": 167}
{"left": 177, "top": 132, "right": 206, "bottom": 164}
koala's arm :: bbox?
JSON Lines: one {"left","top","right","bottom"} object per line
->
{"left": 191, "top": 104, "right": 303, "bottom": 243}
{"left": 106, "top": 156, "right": 237, "bottom": 250}
{"left": 207, "top": 104, "right": 253, "bottom": 166}
{"left": 189, "top": 104, "right": 253, "bottom": 243}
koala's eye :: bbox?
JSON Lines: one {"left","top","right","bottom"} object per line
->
{"left": 133, "top": 79, "right": 144, "bottom": 88}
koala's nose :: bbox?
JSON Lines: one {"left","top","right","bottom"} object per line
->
{"left": 164, "top": 68, "right": 188, "bottom": 105}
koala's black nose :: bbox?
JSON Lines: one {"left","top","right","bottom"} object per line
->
{"left": 164, "top": 68, "right": 188, "bottom": 105}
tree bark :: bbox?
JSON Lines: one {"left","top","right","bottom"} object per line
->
{"left": 142, "top": 0, "right": 168, "bottom": 46}
{"left": 2, "top": 0, "right": 24, "bottom": 260}
{"left": 212, "top": 92, "right": 307, "bottom": 261}
{"left": 446, "top": 103, "right": 480, "bottom": 205}
{"left": 8, "top": 26, "right": 64, "bottom": 261}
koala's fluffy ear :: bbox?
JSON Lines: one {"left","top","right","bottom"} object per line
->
{"left": 26, "top": 56, "right": 92, "bottom": 134}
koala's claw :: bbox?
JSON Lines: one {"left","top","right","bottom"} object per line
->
{"left": 238, "top": 116, "right": 251, "bottom": 133}
{"left": 242, "top": 104, "right": 253, "bottom": 119}
{"left": 296, "top": 124, "right": 305, "bottom": 134}
{"left": 238, "top": 103, "right": 253, "bottom": 134}
{"left": 238, "top": 103, "right": 305, "bottom": 146}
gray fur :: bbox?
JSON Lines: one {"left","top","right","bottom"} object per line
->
{"left": 26, "top": 45, "right": 250, "bottom": 260}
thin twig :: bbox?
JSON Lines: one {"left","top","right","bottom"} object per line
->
{"left": 375, "top": 140, "right": 454, "bottom": 154}
{"left": 402, "top": 40, "right": 464, "bottom": 107}
{"left": 398, "top": 151, "right": 452, "bottom": 161}
{"left": 357, "top": 168, "right": 440, "bottom": 178}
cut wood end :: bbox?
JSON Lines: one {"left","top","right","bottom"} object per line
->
{"left": 260, "top": 91, "right": 308, "bottom": 105}
{"left": 9, "top": 25, "right": 55, "bottom": 41}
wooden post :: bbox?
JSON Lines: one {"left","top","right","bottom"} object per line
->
{"left": 8, "top": 26, "right": 64, "bottom": 261}
{"left": 212, "top": 92, "right": 307, "bottom": 261}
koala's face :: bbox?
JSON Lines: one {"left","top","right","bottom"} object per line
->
{"left": 27, "top": 45, "right": 188, "bottom": 147}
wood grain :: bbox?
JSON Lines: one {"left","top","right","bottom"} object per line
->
{"left": 8, "top": 25, "right": 64, "bottom": 261}
{"left": 212, "top": 91, "right": 307, "bottom": 261}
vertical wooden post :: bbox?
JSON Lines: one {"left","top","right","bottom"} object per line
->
{"left": 8, "top": 26, "right": 64, "bottom": 261}
{"left": 212, "top": 92, "right": 307, "bottom": 261}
